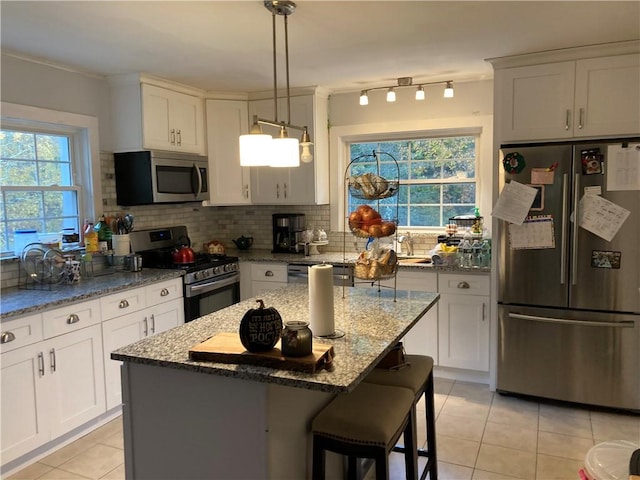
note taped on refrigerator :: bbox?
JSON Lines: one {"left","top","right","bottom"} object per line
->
{"left": 606, "top": 144, "right": 640, "bottom": 191}
{"left": 492, "top": 181, "right": 539, "bottom": 225}
{"left": 578, "top": 194, "right": 630, "bottom": 242}
{"left": 508, "top": 215, "right": 555, "bottom": 250}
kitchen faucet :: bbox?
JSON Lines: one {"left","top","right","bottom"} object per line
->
{"left": 397, "top": 232, "right": 414, "bottom": 256}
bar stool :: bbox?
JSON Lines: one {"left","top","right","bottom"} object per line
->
{"left": 364, "top": 355, "right": 437, "bottom": 480}
{"left": 312, "top": 382, "right": 417, "bottom": 480}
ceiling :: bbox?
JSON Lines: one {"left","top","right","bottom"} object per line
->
{"left": 1, "top": 1, "right": 639, "bottom": 94}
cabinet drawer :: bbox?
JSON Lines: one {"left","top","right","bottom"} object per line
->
{"left": 438, "top": 273, "right": 490, "bottom": 296}
{"left": 251, "top": 263, "right": 287, "bottom": 283}
{"left": 43, "top": 299, "right": 101, "bottom": 339}
{"left": 0, "top": 313, "right": 43, "bottom": 353}
{"left": 146, "top": 278, "right": 183, "bottom": 305}
{"left": 100, "top": 287, "right": 147, "bottom": 320}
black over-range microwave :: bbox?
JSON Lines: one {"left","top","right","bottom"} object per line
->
{"left": 114, "top": 150, "right": 209, "bottom": 205}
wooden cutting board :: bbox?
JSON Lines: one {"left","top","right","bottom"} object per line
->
{"left": 189, "top": 332, "right": 335, "bottom": 373}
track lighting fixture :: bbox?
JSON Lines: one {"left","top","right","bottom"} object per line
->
{"left": 239, "top": 1, "right": 313, "bottom": 167}
{"left": 358, "top": 77, "right": 454, "bottom": 106}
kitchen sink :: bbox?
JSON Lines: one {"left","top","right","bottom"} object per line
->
{"left": 397, "top": 256, "right": 431, "bottom": 264}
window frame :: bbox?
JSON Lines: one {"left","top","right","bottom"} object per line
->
{"left": 347, "top": 136, "right": 479, "bottom": 229}
{"left": 1, "top": 102, "right": 101, "bottom": 256}
{"left": 330, "top": 119, "right": 492, "bottom": 233}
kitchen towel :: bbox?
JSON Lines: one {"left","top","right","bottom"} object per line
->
{"left": 308, "top": 264, "right": 335, "bottom": 336}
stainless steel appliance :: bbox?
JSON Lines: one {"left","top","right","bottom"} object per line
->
{"left": 114, "top": 150, "right": 209, "bottom": 205}
{"left": 497, "top": 139, "right": 640, "bottom": 411}
{"left": 272, "top": 213, "right": 305, "bottom": 253}
{"left": 130, "top": 226, "right": 240, "bottom": 322}
{"left": 287, "top": 263, "right": 354, "bottom": 287}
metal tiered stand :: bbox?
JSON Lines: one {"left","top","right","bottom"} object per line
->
{"left": 343, "top": 151, "right": 400, "bottom": 300}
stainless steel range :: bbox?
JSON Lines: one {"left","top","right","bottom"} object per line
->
{"left": 129, "top": 226, "right": 240, "bottom": 322}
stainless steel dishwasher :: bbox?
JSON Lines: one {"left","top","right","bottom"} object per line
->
{"left": 287, "top": 263, "right": 354, "bottom": 287}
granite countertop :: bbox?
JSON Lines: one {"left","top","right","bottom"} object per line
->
{"left": 0, "top": 269, "right": 183, "bottom": 320}
{"left": 112, "top": 285, "right": 440, "bottom": 394}
{"left": 231, "top": 248, "right": 491, "bottom": 273}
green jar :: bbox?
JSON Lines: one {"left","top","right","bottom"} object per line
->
{"left": 281, "top": 321, "right": 312, "bottom": 357}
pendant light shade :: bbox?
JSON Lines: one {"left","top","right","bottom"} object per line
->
{"left": 359, "top": 91, "right": 369, "bottom": 106}
{"left": 271, "top": 138, "right": 300, "bottom": 167}
{"left": 239, "top": 133, "right": 272, "bottom": 166}
{"left": 415, "top": 85, "right": 425, "bottom": 100}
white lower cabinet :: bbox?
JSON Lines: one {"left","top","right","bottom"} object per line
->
{"left": 1, "top": 302, "right": 105, "bottom": 464}
{"left": 250, "top": 263, "right": 288, "bottom": 297}
{"left": 102, "top": 278, "right": 184, "bottom": 410}
{"left": 390, "top": 270, "right": 439, "bottom": 363}
{"left": 437, "top": 273, "right": 490, "bottom": 371}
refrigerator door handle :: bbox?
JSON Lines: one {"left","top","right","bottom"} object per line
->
{"left": 508, "top": 313, "right": 635, "bottom": 328}
{"left": 571, "top": 173, "right": 580, "bottom": 285}
{"left": 560, "top": 173, "right": 568, "bottom": 285}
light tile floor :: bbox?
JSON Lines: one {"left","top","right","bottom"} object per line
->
{"left": 7, "top": 379, "right": 640, "bottom": 480}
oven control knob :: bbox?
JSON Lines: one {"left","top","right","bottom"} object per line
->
{"left": 214, "top": 266, "right": 221, "bottom": 275}
{"left": 227, "top": 263, "right": 238, "bottom": 272}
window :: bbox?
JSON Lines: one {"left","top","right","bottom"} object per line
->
{"left": 0, "top": 128, "right": 82, "bottom": 254}
{"left": 348, "top": 135, "right": 477, "bottom": 228}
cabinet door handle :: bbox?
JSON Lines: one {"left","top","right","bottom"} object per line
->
{"left": 143, "top": 316, "right": 149, "bottom": 336}
{"left": 578, "top": 108, "right": 584, "bottom": 129}
{"left": 276, "top": 184, "right": 280, "bottom": 198}
{"left": 177, "top": 129, "right": 182, "bottom": 146}
{"left": 265, "top": 270, "right": 274, "bottom": 277}
{"left": 150, "top": 314, "right": 155, "bottom": 334}
{"left": 119, "top": 299, "right": 130, "bottom": 309}
{"left": 170, "top": 128, "right": 176, "bottom": 145}
{"left": 38, "top": 352, "right": 45, "bottom": 376}
{"left": 482, "top": 303, "right": 485, "bottom": 321}
{"left": 160, "top": 288, "right": 170, "bottom": 297}
{"left": 565, "top": 109, "right": 571, "bottom": 130}
{"left": 1, "top": 331, "right": 16, "bottom": 344}
{"left": 50, "top": 348, "right": 56, "bottom": 372}
{"left": 244, "top": 184, "right": 249, "bottom": 198}
{"left": 457, "top": 281, "right": 470, "bottom": 289}
{"left": 67, "top": 313, "right": 80, "bottom": 324}
{"left": 283, "top": 183, "right": 288, "bottom": 199}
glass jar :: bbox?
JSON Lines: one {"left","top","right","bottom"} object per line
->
{"left": 281, "top": 321, "right": 313, "bottom": 357}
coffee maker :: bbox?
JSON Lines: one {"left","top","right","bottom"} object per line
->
{"left": 272, "top": 214, "right": 305, "bottom": 253}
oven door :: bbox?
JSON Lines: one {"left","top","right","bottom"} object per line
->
{"left": 183, "top": 272, "right": 240, "bottom": 322}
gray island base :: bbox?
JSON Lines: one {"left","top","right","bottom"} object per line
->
{"left": 112, "top": 285, "right": 439, "bottom": 479}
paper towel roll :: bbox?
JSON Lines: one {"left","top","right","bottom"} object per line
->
{"left": 308, "top": 264, "right": 335, "bottom": 336}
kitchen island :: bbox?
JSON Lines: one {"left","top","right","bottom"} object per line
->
{"left": 112, "top": 285, "right": 439, "bottom": 479}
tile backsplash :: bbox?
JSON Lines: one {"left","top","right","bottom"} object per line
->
{"left": 1, "top": 151, "right": 439, "bottom": 290}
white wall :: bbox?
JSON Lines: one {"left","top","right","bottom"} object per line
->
{"left": 0, "top": 54, "right": 113, "bottom": 151}
{"left": 327, "top": 80, "right": 495, "bottom": 232}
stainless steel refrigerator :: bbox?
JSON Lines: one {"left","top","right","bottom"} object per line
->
{"left": 497, "top": 139, "right": 640, "bottom": 411}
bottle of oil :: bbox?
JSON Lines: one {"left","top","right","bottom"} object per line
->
{"left": 84, "top": 222, "right": 99, "bottom": 253}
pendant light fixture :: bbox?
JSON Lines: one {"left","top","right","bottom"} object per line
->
{"left": 358, "top": 77, "right": 454, "bottom": 106}
{"left": 238, "top": 0, "right": 313, "bottom": 167}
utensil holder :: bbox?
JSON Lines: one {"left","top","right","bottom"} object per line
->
{"left": 112, "top": 234, "right": 131, "bottom": 256}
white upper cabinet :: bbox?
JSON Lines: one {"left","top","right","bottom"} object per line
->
{"left": 205, "top": 99, "right": 251, "bottom": 205}
{"left": 495, "top": 52, "right": 640, "bottom": 142}
{"left": 249, "top": 93, "right": 329, "bottom": 205}
{"left": 109, "top": 74, "right": 206, "bottom": 155}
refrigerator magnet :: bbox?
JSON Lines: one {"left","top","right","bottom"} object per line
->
{"left": 503, "top": 152, "right": 525, "bottom": 174}
{"left": 591, "top": 250, "right": 621, "bottom": 269}
{"left": 531, "top": 168, "right": 554, "bottom": 185}
{"left": 581, "top": 148, "right": 603, "bottom": 175}
{"left": 527, "top": 185, "right": 544, "bottom": 211}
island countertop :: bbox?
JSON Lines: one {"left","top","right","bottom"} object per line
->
{"left": 112, "top": 285, "right": 439, "bottom": 394}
